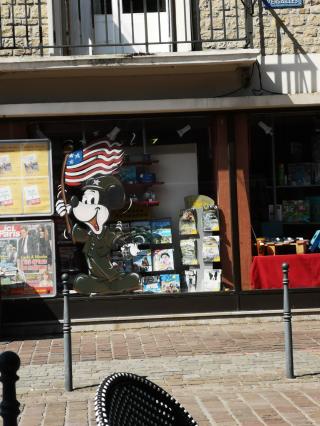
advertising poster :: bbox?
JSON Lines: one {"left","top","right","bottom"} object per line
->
{"left": 0, "top": 140, "right": 53, "bottom": 217}
{"left": 0, "top": 221, "right": 56, "bottom": 299}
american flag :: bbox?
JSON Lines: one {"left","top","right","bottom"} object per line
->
{"left": 64, "top": 140, "right": 124, "bottom": 187}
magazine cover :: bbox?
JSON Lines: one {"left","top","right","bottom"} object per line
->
{"left": 0, "top": 220, "right": 56, "bottom": 299}
{"left": 179, "top": 209, "right": 198, "bottom": 235}
{"left": 202, "top": 235, "right": 220, "bottom": 262}
{"left": 203, "top": 268, "right": 222, "bottom": 291}
{"left": 152, "top": 248, "right": 175, "bottom": 271}
{"left": 132, "top": 249, "right": 152, "bottom": 273}
{"left": 160, "top": 274, "right": 180, "bottom": 293}
{"left": 202, "top": 205, "right": 219, "bottom": 232}
{"left": 180, "top": 239, "right": 198, "bottom": 266}
{"left": 185, "top": 269, "right": 197, "bottom": 292}
{"left": 151, "top": 219, "right": 172, "bottom": 244}
{"left": 143, "top": 275, "right": 161, "bottom": 293}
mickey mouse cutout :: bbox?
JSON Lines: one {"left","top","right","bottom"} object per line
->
{"left": 56, "top": 139, "right": 140, "bottom": 295}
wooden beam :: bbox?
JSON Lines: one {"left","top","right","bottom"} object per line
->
{"left": 234, "top": 113, "right": 252, "bottom": 290}
{"left": 210, "top": 114, "right": 234, "bottom": 289}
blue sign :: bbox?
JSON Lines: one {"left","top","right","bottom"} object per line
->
{"left": 263, "top": 0, "right": 303, "bottom": 8}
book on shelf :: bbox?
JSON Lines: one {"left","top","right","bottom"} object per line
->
{"left": 132, "top": 249, "right": 152, "bottom": 273}
{"left": 180, "top": 239, "right": 198, "bottom": 266}
{"left": 202, "top": 236, "right": 220, "bottom": 262}
{"left": 152, "top": 248, "right": 175, "bottom": 271}
{"left": 202, "top": 205, "right": 219, "bottom": 232}
{"left": 160, "top": 274, "right": 180, "bottom": 293}
{"left": 151, "top": 219, "right": 172, "bottom": 244}
{"left": 287, "top": 163, "right": 312, "bottom": 186}
{"left": 142, "top": 275, "right": 161, "bottom": 293}
{"left": 282, "top": 199, "right": 310, "bottom": 223}
{"left": 179, "top": 208, "right": 198, "bottom": 235}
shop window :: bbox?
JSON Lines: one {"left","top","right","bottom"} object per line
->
{"left": 0, "top": 117, "right": 233, "bottom": 300}
{"left": 250, "top": 113, "right": 320, "bottom": 290}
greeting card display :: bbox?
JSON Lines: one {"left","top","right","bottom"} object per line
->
{"left": 180, "top": 239, "right": 198, "bottom": 266}
{"left": 179, "top": 209, "right": 198, "bottom": 235}
{"left": 179, "top": 197, "right": 223, "bottom": 293}
{"left": 152, "top": 248, "right": 175, "bottom": 271}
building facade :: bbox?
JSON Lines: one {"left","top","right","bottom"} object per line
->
{"left": 0, "top": 0, "right": 320, "bottom": 329}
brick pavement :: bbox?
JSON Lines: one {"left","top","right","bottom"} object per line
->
{"left": 1, "top": 318, "right": 320, "bottom": 425}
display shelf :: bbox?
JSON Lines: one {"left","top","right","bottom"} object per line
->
{"left": 123, "top": 160, "right": 159, "bottom": 166}
{"left": 133, "top": 201, "right": 159, "bottom": 206}
{"left": 267, "top": 185, "right": 320, "bottom": 189}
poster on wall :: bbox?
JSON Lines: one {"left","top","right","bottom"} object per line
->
{"left": 0, "top": 220, "right": 56, "bottom": 299}
{"left": 0, "top": 139, "right": 53, "bottom": 217}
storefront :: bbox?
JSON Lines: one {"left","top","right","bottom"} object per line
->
{"left": 1, "top": 109, "right": 320, "bottom": 333}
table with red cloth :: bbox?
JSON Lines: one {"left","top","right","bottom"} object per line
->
{"left": 250, "top": 253, "right": 320, "bottom": 289}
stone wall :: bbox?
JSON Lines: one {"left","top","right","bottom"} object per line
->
{"left": 253, "top": 0, "right": 320, "bottom": 55}
{"left": 0, "top": 0, "right": 319, "bottom": 57}
{"left": 199, "top": 0, "right": 320, "bottom": 55}
{"left": 0, "top": 0, "right": 49, "bottom": 56}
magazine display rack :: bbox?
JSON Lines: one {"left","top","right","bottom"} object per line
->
{"left": 110, "top": 218, "right": 181, "bottom": 294}
{"left": 179, "top": 201, "right": 222, "bottom": 292}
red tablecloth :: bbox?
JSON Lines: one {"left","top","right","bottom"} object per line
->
{"left": 250, "top": 254, "right": 320, "bottom": 289}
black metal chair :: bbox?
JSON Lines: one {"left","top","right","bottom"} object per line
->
{"left": 95, "top": 372, "right": 198, "bottom": 426}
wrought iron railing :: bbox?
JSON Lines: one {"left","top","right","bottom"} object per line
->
{"left": 0, "top": 0, "right": 253, "bottom": 56}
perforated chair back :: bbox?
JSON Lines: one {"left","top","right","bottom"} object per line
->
{"left": 95, "top": 372, "right": 198, "bottom": 426}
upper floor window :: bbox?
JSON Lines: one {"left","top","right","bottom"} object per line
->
{"left": 122, "top": 0, "right": 166, "bottom": 13}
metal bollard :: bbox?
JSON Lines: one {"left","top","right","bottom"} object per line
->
{"left": 0, "top": 351, "right": 20, "bottom": 426}
{"left": 62, "top": 273, "right": 73, "bottom": 391}
{"left": 282, "top": 263, "right": 295, "bottom": 379}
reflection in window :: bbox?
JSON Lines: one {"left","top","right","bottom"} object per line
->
{"left": 122, "top": 0, "right": 166, "bottom": 13}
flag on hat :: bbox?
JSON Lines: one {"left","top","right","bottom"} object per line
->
{"left": 64, "top": 139, "right": 124, "bottom": 187}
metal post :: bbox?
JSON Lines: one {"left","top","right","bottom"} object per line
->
{"left": 62, "top": 273, "right": 73, "bottom": 391}
{"left": 0, "top": 351, "right": 20, "bottom": 426}
{"left": 282, "top": 263, "right": 295, "bottom": 379}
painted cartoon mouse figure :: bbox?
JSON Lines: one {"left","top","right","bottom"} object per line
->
{"left": 56, "top": 175, "right": 141, "bottom": 295}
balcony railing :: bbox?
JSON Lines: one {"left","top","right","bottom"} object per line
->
{"left": 0, "top": 0, "right": 253, "bottom": 57}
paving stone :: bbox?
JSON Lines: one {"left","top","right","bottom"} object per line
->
{"left": 2, "top": 319, "right": 320, "bottom": 424}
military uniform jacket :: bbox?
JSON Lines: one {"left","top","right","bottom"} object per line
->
{"left": 72, "top": 224, "right": 120, "bottom": 281}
